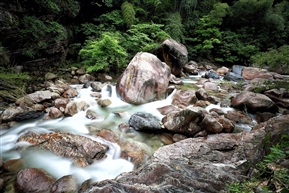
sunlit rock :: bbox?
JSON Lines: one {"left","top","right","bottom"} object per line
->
{"left": 116, "top": 52, "right": 171, "bottom": 105}
{"left": 62, "top": 88, "right": 78, "bottom": 98}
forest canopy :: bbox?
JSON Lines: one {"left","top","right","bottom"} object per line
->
{"left": 0, "top": 0, "right": 289, "bottom": 73}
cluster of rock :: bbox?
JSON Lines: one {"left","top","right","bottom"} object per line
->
{"left": 1, "top": 38, "right": 289, "bottom": 192}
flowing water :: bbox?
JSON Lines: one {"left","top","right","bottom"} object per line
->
{"left": 0, "top": 83, "right": 176, "bottom": 184}
{"left": 0, "top": 73, "right": 256, "bottom": 186}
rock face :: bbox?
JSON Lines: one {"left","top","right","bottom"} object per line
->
{"left": 80, "top": 115, "right": 289, "bottom": 193}
{"left": 231, "top": 91, "right": 278, "bottom": 113}
{"left": 17, "top": 132, "right": 109, "bottom": 167}
{"left": 159, "top": 39, "right": 188, "bottom": 77}
{"left": 116, "top": 52, "right": 171, "bottom": 105}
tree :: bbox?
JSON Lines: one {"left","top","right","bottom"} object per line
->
{"left": 79, "top": 32, "right": 128, "bottom": 73}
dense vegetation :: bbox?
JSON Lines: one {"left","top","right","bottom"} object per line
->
{"left": 1, "top": 0, "right": 289, "bottom": 74}
{"left": 0, "top": 0, "right": 289, "bottom": 102}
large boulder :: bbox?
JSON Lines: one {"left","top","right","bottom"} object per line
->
{"left": 80, "top": 115, "right": 289, "bottom": 193}
{"left": 242, "top": 67, "right": 273, "bottom": 80}
{"left": 116, "top": 52, "right": 171, "bottom": 105}
{"left": 231, "top": 91, "right": 278, "bottom": 113}
{"left": 15, "top": 168, "right": 55, "bottom": 193}
{"left": 17, "top": 132, "right": 109, "bottom": 167}
{"left": 162, "top": 106, "right": 204, "bottom": 136}
{"left": 157, "top": 39, "right": 188, "bottom": 77}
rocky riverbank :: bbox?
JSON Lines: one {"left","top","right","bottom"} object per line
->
{"left": 1, "top": 40, "right": 289, "bottom": 192}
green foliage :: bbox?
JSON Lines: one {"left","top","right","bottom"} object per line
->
{"left": 253, "top": 79, "right": 289, "bottom": 93}
{"left": 79, "top": 32, "right": 128, "bottom": 73}
{"left": 0, "top": 66, "right": 29, "bottom": 103}
{"left": 164, "top": 12, "right": 184, "bottom": 42}
{"left": 121, "top": 1, "right": 136, "bottom": 27}
{"left": 123, "top": 23, "right": 170, "bottom": 57}
{"left": 189, "top": 3, "right": 229, "bottom": 59}
{"left": 251, "top": 45, "right": 289, "bottom": 73}
{"left": 34, "top": 0, "right": 80, "bottom": 17}
{"left": 20, "top": 16, "right": 67, "bottom": 59}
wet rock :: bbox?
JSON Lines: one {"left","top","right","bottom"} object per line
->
{"left": 129, "top": 112, "right": 162, "bottom": 132}
{"left": 16, "top": 90, "right": 52, "bottom": 105}
{"left": 64, "top": 101, "right": 78, "bottom": 116}
{"left": 90, "top": 92, "right": 102, "bottom": 98}
{"left": 97, "top": 99, "right": 112, "bottom": 107}
{"left": 50, "top": 175, "right": 78, "bottom": 193}
{"left": 162, "top": 106, "right": 204, "bottom": 136}
{"left": 54, "top": 98, "right": 70, "bottom": 109}
{"left": 45, "top": 72, "right": 58, "bottom": 80}
{"left": 3, "top": 159, "right": 23, "bottom": 173}
{"left": 17, "top": 132, "right": 109, "bottom": 167}
{"left": 264, "top": 88, "right": 289, "bottom": 108}
{"left": 14, "top": 111, "right": 44, "bottom": 122}
{"left": 62, "top": 88, "right": 78, "bottom": 98}
{"left": 183, "top": 60, "right": 199, "bottom": 75}
{"left": 91, "top": 81, "right": 103, "bottom": 92}
{"left": 216, "top": 66, "right": 229, "bottom": 76}
{"left": 203, "top": 81, "right": 219, "bottom": 91}
{"left": 47, "top": 107, "right": 63, "bottom": 119}
{"left": 76, "top": 68, "right": 86, "bottom": 75}
{"left": 0, "top": 106, "right": 24, "bottom": 122}
{"left": 79, "top": 74, "right": 94, "bottom": 84}
{"left": 242, "top": 67, "right": 273, "bottom": 80}
{"left": 194, "top": 100, "right": 209, "bottom": 108}
{"left": 172, "top": 89, "right": 198, "bottom": 109}
{"left": 157, "top": 105, "right": 180, "bottom": 115}
{"left": 231, "top": 91, "right": 278, "bottom": 113}
{"left": 204, "top": 70, "right": 220, "bottom": 79}
{"left": 200, "top": 114, "right": 223, "bottom": 134}
{"left": 172, "top": 133, "right": 188, "bottom": 142}
{"left": 216, "top": 116, "right": 235, "bottom": 133}
{"left": 77, "top": 101, "right": 90, "bottom": 111}
{"left": 159, "top": 39, "right": 188, "bottom": 77}
{"left": 256, "top": 112, "right": 275, "bottom": 123}
{"left": 169, "top": 74, "right": 183, "bottom": 84}
{"left": 225, "top": 110, "right": 252, "bottom": 124}
{"left": 116, "top": 52, "right": 171, "bottom": 105}
{"left": 15, "top": 168, "right": 55, "bottom": 193}
{"left": 232, "top": 65, "right": 245, "bottom": 76}
{"left": 86, "top": 109, "right": 103, "bottom": 120}
{"left": 224, "top": 72, "right": 244, "bottom": 82}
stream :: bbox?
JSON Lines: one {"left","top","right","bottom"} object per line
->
{"left": 0, "top": 73, "right": 256, "bottom": 186}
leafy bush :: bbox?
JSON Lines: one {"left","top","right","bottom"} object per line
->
{"left": 123, "top": 23, "right": 170, "bottom": 58}
{"left": 79, "top": 32, "right": 128, "bottom": 73}
{"left": 251, "top": 45, "right": 289, "bottom": 73}
{"left": 253, "top": 79, "right": 289, "bottom": 93}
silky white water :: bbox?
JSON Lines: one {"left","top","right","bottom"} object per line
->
{"left": 0, "top": 84, "right": 175, "bottom": 184}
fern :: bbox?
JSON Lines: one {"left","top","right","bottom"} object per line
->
{"left": 121, "top": 1, "right": 136, "bottom": 27}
